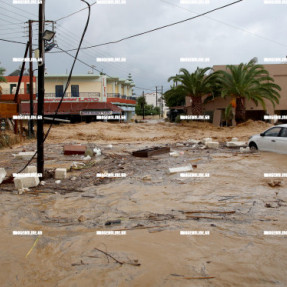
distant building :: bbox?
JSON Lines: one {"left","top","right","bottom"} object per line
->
{"left": 144, "top": 92, "right": 169, "bottom": 117}
{"left": 185, "top": 64, "right": 287, "bottom": 125}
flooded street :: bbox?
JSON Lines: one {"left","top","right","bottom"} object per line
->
{"left": 0, "top": 121, "right": 287, "bottom": 286}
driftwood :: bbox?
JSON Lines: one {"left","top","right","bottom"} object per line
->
{"left": 93, "top": 247, "right": 141, "bottom": 266}
{"left": 116, "top": 225, "right": 169, "bottom": 231}
{"left": 170, "top": 274, "right": 215, "bottom": 280}
{"left": 182, "top": 210, "right": 235, "bottom": 214}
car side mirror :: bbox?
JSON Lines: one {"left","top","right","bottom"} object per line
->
{"left": 260, "top": 133, "right": 265, "bottom": 137}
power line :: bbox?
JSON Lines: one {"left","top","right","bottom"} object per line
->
{"left": 0, "top": 38, "right": 26, "bottom": 45}
{"left": 51, "top": 0, "right": 243, "bottom": 53}
{"left": 55, "top": 1, "right": 97, "bottom": 22}
{"left": 55, "top": 45, "right": 155, "bottom": 92}
{"left": 55, "top": 25, "right": 136, "bottom": 78}
{"left": 161, "top": 0, "right": 287, "bottom": 50}
{"left": 1, "top": 0, "right": 37, "bottom": 17}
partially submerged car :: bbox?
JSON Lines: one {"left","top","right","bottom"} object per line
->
{"left": 248, "top": 124, "right": 287, "bottom": 154}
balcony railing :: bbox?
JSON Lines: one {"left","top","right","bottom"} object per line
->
{"left": 1, "top": 88, "right": 25, "bottom": 95}
{"left": 107, "top": 93, "right": 135, "bottom": 101}
{"left": 43, "top": 92, "right": 101, "bottom": 98}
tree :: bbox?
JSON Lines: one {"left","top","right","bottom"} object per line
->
{"left": 0, "top": 67, "right": 6, "bottom": 83}
{"left": 135, "top": 96, "right": 159, "bottom": 116}
{"left": 0, "top": 67, "right": 6, "bottom": 95}
{"left": 217, "top": 58, "right": 281, "bottom": 124}
{"left": 163, "top": 85, "right": 186, "bottom": 108}
{"left": 166, "top": 67, "right": 218, "bottom": 115}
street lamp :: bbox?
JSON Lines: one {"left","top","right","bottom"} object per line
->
{"left": 43, "top": 30, "right": 55, "bottom": 41}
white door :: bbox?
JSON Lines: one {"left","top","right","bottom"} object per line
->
{"left": 276, "top": 127, "right": 287, "bottom": 154}
{"left": 260, "top": 127, "right": 282, "bottom": 152}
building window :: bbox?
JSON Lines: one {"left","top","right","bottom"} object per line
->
{"left": 71, "top": 85, "right": 79, "bottom": 97}
{"left": 10, "top": 84, "right": 17, "bottom": 94}
{"left": 26, "top": 83, "right": 30, "bottom": 94}
{"left": 55, "top": 85, "right": 64, "bottom": 98}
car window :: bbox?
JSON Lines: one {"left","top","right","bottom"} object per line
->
{"left": 264, "top": 127, "right": 282, "bottom": 137}
{"left": 280, "top": 128, "right": 287, "bottom": 137}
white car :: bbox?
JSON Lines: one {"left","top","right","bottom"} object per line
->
{"left": 248, "top": 124, "right": 287, "bottom": 154}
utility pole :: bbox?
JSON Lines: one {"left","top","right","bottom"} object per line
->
{"left": 37, "top": 0, "right": 45, "bottom": 177}
{"left": 28, "top": 20, "right": 34, "bottom": 137}
{"left": 161, "top": 86, "right": 164, "bottom": 118}
{"left": 142, "top": 91, "right": 145, "bottom": 120}
{"left": 155, "top": 86, "right": 158, "bottom": 107}
{"left": 14, "top": 41, "right": 30, "bottom": 134}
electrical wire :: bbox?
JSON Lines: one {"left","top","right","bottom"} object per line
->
{"left": 0, "top": 38, "right": 27, "bottom": 44}
{"left": 161, "top": 0, "right": 287, "bottom": 50}
{"left": 51, "top": 0, "right": 243, "bottom": 53}
{"left": 56, "top": 45, "right": 158, "bottom": 92}
{"left": 16, "top": 0, "right": 92, "bottom": 175}
{"left": 55, "top": 1, "right": 97, "bottom": 22}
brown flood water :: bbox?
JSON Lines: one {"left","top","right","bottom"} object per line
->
{"left": 0, "top": 121, "right": 287, "bottom": 286}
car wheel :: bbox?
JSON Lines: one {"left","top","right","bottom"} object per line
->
{"left": 249, "top": 142, "right": 258, "bottom": 151}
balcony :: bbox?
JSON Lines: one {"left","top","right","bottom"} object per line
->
{"left": 107, "top": 93, "right": 135, "bottom": 100}
{"left": 43, "top": 92, "right": 101, "bottom": 98}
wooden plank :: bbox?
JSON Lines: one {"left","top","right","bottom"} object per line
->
{"left": 63, "top": 145, "right": 87, "bottom": 155}
{"left": 0, "top": 103, "right": 18, "bottom": 118}
{"left": 132, "top": 146, "right": 170, "bottom": 157}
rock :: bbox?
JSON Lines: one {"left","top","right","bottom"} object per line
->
{"left": 206, "top": 142, "right": 219, "bottom": 149}
{"left": 268, "top": 179, "right": 282, "bottom": 187}
{"left": 93, "top": 148, "right": 102, "bottom": 156}
{"left": 231, "top": 137, "right": 238, "bottom": 142}
{"left": 14, "top": 177, "right": 40, "bottom": 189}
{"left": 170, "top": 151, "right": 180, "bottom": 157}
{"left": 169, "top": 165, "right": 193, "bottom": 174}
{"left": 107, "top": 144, "right": 113, "bottom": 149}
{"left": 24, "top": 166, "right": 37, "bottom": 173}
{"left": 176, "top": 143, "right": 184, "bottom": 147}
{"left": 83, "top": 155, "right": 91, "bottom": 161}
{"left": 55, "top": 168, "right": 67, "bottom": 179}
{"left": 226, "top": 141, "right": 247, "bottom": 147}
{"left": 55, "top": 180, "right": 61, "bottom": 184}
{"left": 105, "top": 219, "right": 121, "bottom": 226}
{"left": 40, "top": 181, "right": 46, "bottom": 186}
{"left": 70, "top": 176, "right": 77, "bottom": 181}
{"left": 85, "top": 148, "right": 94, "bottom": 157}
{"left": 14, "top": 152, "right": 36, "bottom": 160}
{"left": 188, "top": 139, "right": 200, "bottom": 144}
{"left": 240, "top": 147, "right": 250, "bottom": 153}
{"left": 0, "top": 168, "right": 6, "bottom": 184}
{"left": 78, "top": 215, "right": 86, "bottom": 222}
{"left": 202, "top": 138, "right": 213, "bottom": 144}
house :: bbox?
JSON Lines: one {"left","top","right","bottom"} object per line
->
{"left": 186, "top": 64, "right": 287, "bottom": 126}
{"left": 144, "top": 91, "right": 169, "bottom": 117}
{"left": 20, "top": 74, "right": 136, "bottom": 122}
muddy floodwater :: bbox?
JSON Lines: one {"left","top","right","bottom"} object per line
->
{"left": 0, "top": 121, "right": 287, "bottom": 287}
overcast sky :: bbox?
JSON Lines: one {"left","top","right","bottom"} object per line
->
{"left": 1, "top": 0, "right": 287, "bottom": 95}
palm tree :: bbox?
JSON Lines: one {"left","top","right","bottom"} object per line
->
{"left": 167, "top": 67, "right": 218, "bottom": 115}
{"left": 217, "top": 58, "right": 281, "bottom": 124}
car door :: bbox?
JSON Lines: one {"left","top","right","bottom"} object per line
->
{"left": 259, "top": 127, "right": 282, "bottom": 152}
{"left": 276, "top": 127, "right": 287, "bottom": 154}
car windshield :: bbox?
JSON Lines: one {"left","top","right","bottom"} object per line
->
{"left": 264, "top": 127, "right": 282, "bottom": 137}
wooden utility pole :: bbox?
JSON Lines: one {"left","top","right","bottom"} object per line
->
{"left": 28, "top": 20, "right": 34, "bottom": 137}
{"left": 37, "top": 0, "right": 45, "bottom": 177}
{"left": 155, "top": 86, "right": 158, "bottom": 107}
{"left": 14, "top": 41, "right": 30, "bottom": 134}
{"left": 142, "top": 91, "right": 145, "bottom": 120}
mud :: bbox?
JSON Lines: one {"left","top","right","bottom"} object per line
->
{"left": 0, "top": 121, "right": 287, "bottom": 287}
